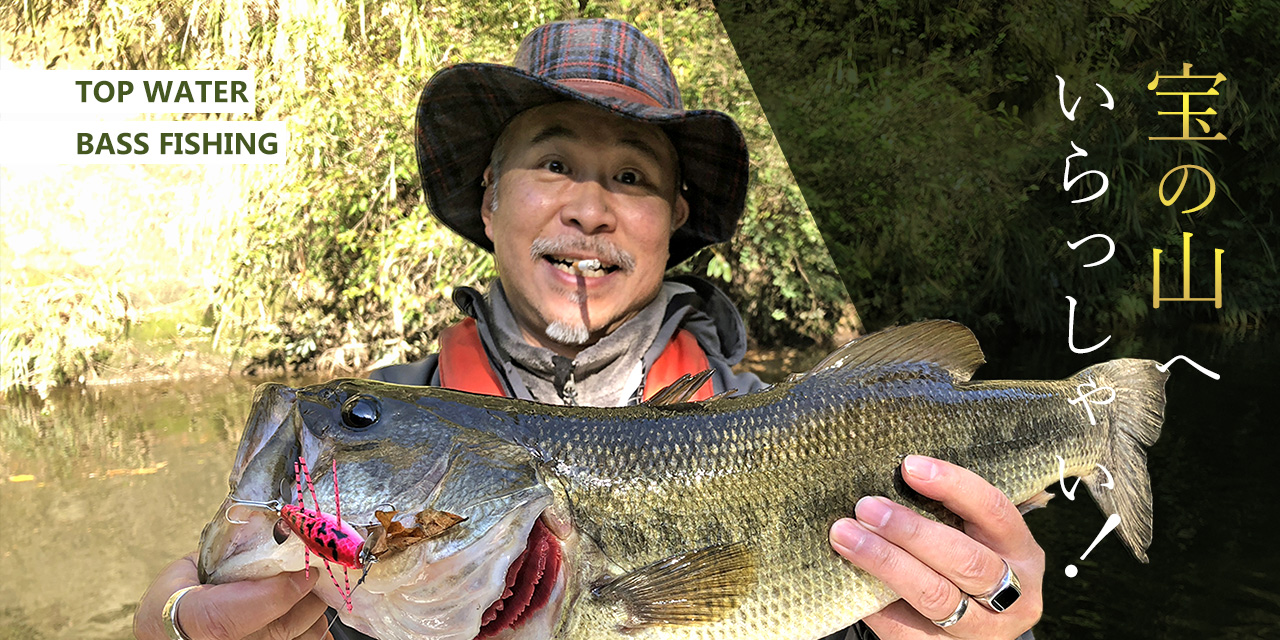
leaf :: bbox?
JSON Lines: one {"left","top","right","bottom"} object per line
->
{"left": 366, "top": 508, "right": 467, "bottom": 559}
{"left": 415, "top": 507, "right": 467, "bottom": 538}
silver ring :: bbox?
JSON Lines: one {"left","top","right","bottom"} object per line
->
{"left": 972, "top": 560, "right": 1022, "bottom": 613}
{"left": 161, "top": 586, "right": 198, "bottom": 640}
{"left": 931, "top": 593, "right": 969, "bottom": 628}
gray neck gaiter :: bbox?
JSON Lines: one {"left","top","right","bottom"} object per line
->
{"left": 486, "top": 280, "right": 671, "bottom": 407}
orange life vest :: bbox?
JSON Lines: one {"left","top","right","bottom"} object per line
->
{"left": 437, "top": 317, "right": 713, "bottom": 402}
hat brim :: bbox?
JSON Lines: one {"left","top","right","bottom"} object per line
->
{"left": 414, "top": 63, "right": 749, "bottom": 267}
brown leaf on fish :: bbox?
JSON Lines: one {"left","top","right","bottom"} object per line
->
{"left": 371, "top": 509, "right": 428, "bottom": 556}
{"left": 415, "top": 507, "right": 467, "bottom": 537}
{"left": 365, "top": 508, "right": 467, "bottom": 559}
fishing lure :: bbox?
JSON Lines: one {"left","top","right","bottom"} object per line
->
{"left": 227, "top": 457, "right": 371, "bottom": 611}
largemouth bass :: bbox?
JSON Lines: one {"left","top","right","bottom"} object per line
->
{"left": 198, "top": 320, "right": 1169, "bottom": 639}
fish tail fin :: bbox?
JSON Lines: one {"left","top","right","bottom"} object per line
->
{"left": 1077, "top": 359, "right": 1170, "bottom": 563}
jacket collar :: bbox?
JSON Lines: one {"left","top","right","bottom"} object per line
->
{"left": 452, "top": 275, "right": 747, "bottom": 363}
{"left": 450, "top": 275, "right": 749, "bottom": 404}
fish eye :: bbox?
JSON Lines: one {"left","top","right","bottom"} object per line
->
{"left": 341, "top": 395, "right": 381, "bottom": 429}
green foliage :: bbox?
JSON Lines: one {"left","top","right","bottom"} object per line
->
{"left": 718, "top": 0, "right": 1279, "bottom": 334}
{"left": 621, "top": 3, "right": 851, "bottom": 346}
{"left": 4, "top": 0, "right": 851, "bottom": 387}
{"left": 1, "top": 278, "right": 132, "bottom": 394}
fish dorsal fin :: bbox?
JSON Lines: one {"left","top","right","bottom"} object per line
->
{"left": 644, "top": 369, "right": 715, "bottom": 406}
{"left": 806, "top": 320, "right": 985, "bottom": 383}
{"left": 591, "top": 542, "right": 757, "bottom": 629}
{"left": 705, "top": 388, "right": 738, "bottom": 402}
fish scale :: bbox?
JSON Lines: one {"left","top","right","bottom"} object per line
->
{"left": 510, "top": 339, "right": 1163, "bottom": 638}
{"left": 199, "top": 320, "right": 1168, "bottom": 640}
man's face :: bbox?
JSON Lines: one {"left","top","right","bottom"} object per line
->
{"left": 481, "top": 101, "right": 689, "bottom": 354}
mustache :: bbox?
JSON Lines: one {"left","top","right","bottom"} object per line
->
{"left": 529, "top": 236, "right": 636, "bottom": 273}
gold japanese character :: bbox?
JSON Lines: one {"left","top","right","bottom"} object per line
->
{"left": 1152, "top": 232, "right": 1224, "bottom": 308}
{"left": 1147, "top": 63, "right": 1227, "bottom": 141}
{"left": 1158, "top": 164, "right": 1217, "bottom": 214}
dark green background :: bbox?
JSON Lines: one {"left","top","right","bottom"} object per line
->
{"left": 714, "top": 0, "right": 1278, "bottom": 338}
{"left": 711, "top": 2, "right": 1279, "bottom": 638}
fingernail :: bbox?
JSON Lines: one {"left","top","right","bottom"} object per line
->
{"left": 830, "top": 518, "right": 866, "bottom": 554}
{"left": 291, "top": 570, "right": 317, "bottom": 588}
{"left": 904, "top": 455, "right": 937, "bottom": 481}
{"left": 855, "top": 496, "right": 892, "bottom": 529}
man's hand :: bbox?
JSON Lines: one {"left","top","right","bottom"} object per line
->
{"left": 830, "top": 455, "right": 1044, "bottom": 639}
{"left": 134, "top": 553, "right": 334, "bottom": 640}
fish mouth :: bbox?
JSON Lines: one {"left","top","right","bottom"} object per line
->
{"left": 199, "top": 505, "right": 298, "bottom": 584}
{"left": 475, "top": 516, "right": 564, "bottom": 639}
{"left": 199, "top": 492, "right": 568, "bottom": 638}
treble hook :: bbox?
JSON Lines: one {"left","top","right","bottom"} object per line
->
{"left": 225, "top": 498, "right": 284, "bottom": 524}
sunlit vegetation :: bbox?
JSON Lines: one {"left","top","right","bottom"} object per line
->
{"left": 2, "top": 0, "right": 853, "bottom": 393}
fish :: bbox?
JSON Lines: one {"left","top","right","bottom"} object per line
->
{"left": 197, "top": 320, "right": 1169, "bottom": 640}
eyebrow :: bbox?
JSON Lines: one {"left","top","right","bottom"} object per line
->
{"left": 530, "top": 124, "right": 578, "bottom": 145}
{"left": 529, "top": 124, "right": 666, "bottom": 166}
{"left": 617, "top": 137, "right": 664, "bottom": 165}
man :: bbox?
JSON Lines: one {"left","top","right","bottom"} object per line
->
{"left": 135, "top": 18, "right": 1043, "bottom": 640}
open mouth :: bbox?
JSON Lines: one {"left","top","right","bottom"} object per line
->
{"left": 545, "top": 255, "right": 620, "bottom": 277}
{"left": 475, "top": 518, "right": 563, "bottom": 638}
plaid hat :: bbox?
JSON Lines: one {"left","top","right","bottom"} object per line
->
{"left": 414, "top": 18, "right": 750, "bottom": 267}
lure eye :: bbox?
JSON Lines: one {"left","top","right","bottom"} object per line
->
{"left": 341, "top": 395, "right": 381, "bottom": 430}
{"left": 272, "top": 518, "right": 291, "bottom": 544}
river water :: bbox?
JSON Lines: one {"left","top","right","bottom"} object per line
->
{"left": 1, "top": 330, "right": 1276, "bottom": 639}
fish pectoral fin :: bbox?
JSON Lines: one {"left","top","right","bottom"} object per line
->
{"left": 1016, "top": 489, "right": 1054, "bottom": 515}
{"left": 590, "top": 542, "right": 758, "bottom": 629}
{"left": 644, "top": 369, "right": 715, "bottom": 406}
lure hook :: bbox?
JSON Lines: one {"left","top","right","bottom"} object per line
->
{"left": 226, "top": 498, "right": 285, "bottom": 524}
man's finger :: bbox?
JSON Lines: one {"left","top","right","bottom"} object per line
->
{"left": 178, "top": 571, "right": 319, "bottom": 640}
{"left": 853, "top": 495, "right": 1009, "bottom": 599}
{"left": 284, "top": 603, "right": 334, "bottom": 640}
{"left": 899, "top": 455, "right": 1033, "bottom": 555}
{"left": 861, "top": 600, "right": 950, "bottom": 639}
{"left": 830, "top": 518, "right": 995, "bottom": 635}
{"left": 136, "top": 555, "right": 202, "bottom": 640}
{"left": 244, "top": 593, "right": 330, "bottom": 640}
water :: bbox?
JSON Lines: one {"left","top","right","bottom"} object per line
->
{"left": 1, "top": 331, "right": 1276, "bottom": 639}
{"left": 0, "top": 375, "right": 305, "bottom": 640}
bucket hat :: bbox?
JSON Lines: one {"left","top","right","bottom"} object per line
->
{"left": 414, "top": 18, "right": 749, "bottom": 267}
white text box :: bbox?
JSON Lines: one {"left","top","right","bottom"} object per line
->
{"left": 0, "top": 71, "right": 256, "bottom": 115}
{"left": 0, "top": 121, "right": 288, "bottom": 165}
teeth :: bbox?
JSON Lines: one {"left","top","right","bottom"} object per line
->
{"left": 548, "top": 258, "right": 610, "bottom": 277}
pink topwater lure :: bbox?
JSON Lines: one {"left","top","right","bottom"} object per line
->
{"left": 228, "top": 457, "right": 368, "bottom": 611}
